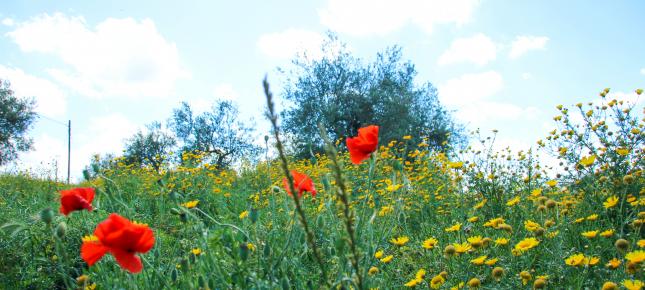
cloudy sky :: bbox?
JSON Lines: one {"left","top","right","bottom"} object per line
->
{"left": 1, "top": 0, "right": 644, "bottom": 180}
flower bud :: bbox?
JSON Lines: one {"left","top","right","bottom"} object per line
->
{"left": 40, "top": 208, "right": 54, "bottom": 224}
{"left": 492, "top": 267, "right": 504, "bottom": 280}
{"left": 533, "top": 278, "right": 547, "bottom": 289}
{"left": 55, "top": 222, "right": 67, "bottom": 239}
{"left": 615, "top": 239, "right": 629, "bottom": 251}
{"left": 467, "top": 277, "right": 481, "bottom": 288}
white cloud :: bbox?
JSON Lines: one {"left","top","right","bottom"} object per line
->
{"left": 640, "top": 68, "right": 645, "bottom": 75}
{"left": 0, "top": 65, "right": 67, "bottom": 117}
{"left": 213, "top": 83, "right": 238, "bottom": 101}
{"left": 6, "top": 13, "right": 189, "bottom": 99}
{"left": 257, "top": 29, "right": 325, "bottom": 59}
{"left": 3, "top": 114, "right": 140, "bottom": 181}
{"left": 438, "top": 33, "right": 497, "bottom": 66}
{"left": 439, "top": 71, "right": 539, "bottom": 124}
{"left": 439, "top": 71, "right": 503, "bottom": 106}
{"left": 521, "top": 72, "right": 532, "bottom": 80}
{"left": 2, "top": 18, "right": 14, "bottom": 26}
{"left": 509, "top": 36, "right": 549, "bottom": 59}
{"left": 7, "top": 134, "right": 67, "bottom": 179}
{"left": 454, "top": 102, "right": 539, "bottom": 124}
{"left": 318, "top": 0, "right": 480, "bottom": 36}
{"left": 77, "top": 114, "right": 138, "bottom": 158}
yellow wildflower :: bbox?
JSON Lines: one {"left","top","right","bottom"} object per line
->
{"left": 622, "top": 280, "right": 643, "bottom": 290}
{"left": 565, "top": 253, "right": 586, "bottom": 266}
{"left": 581, "top": 230, "right": 598, "bottom": 238}
{"left": 391, "top": 236, "right": 410, "bottom": 246}
{"left": 600, "top": 229, "right": 614, "bottom": 238}
{"left": 470, "top": 255, "right": 487, "bottom": 265}
{"left": 380, "top": 255, "right": 393, "bottom": 263}
{"left": 181, "top": 200, "right": 199, "bottom": 208}
{"left": 546, "top": 180, "right": 558, "bottom": 187}
{"left": 514, "top": 238, "right": 539, "bottom": 254}
{"left": 524, "top": 220, "right": 540, "bottom": 232}
{"left": 494, "top": 238, "right": 509, "bottom": 246}
{"left": 625, "top": 250, "right": 645, "bottom": 264}
{"left": 239, "top": 210, "right": 249, "bottom": 219}
{"left": 579, "top": 155, "right": 596, "bottom": 167}
{"left": 506, "top": 196, "right": 521, "bottom": 206}
{"left": 430, "top": 275, "right": 446, "bottom": 289}
{"left": 484, "top": 257, "right": 499, "bottom": 265}
{"left": 604, "top": 196, "right": 619, "bottom": 209}
{"left": 445, "top": 223, "right": 462, "bottom": 232}
{"left": 422, "top": 238, "right": 439, "bottom": 249}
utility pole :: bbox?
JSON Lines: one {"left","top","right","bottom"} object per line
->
{"left": 67, "top": 120, "right": 71, "bottom": 184}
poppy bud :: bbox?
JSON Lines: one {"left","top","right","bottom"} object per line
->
{"left": 281, "top": 277, "right": 291, "bottom": 290}
{"left": 250, "top": 208, "right": 258, "bottom": 223}
{"left": 170, "top": 208, "right": 181, "bottom": 215}
{"left": 170, "top": 268, "right": 178, "bottom": 282}
{"left": 272, "top": 186, "right": 281, "bottom": 193}
{"left": 392, "top": 160, "right": 403, "bottom": 171}
{"left": 198, "top": 275, "right": 206, "bottom": 288}
{"left": 322, "top": 174, "right": 331, "bottom": 193}
{"left": 40, "top": 208, "right": 54, "bottom": 224}
{"left": 55, "top": 222, "right": 67, "bottom": 239}
{"left": 180, "top": 258, "right": 189, "bottom": 269}
{"left": 239, "top": 243, "right": 249, "bottom": 261}
{"left": 264, "top": 135, "right": 269, "bottom": 143}
{"left": 263, "top": 242, "right": 271, "bottom": 257}
{"left": 169, "top": 191, "right": 178, "bottom": 200}
{"left": 82, "top": 169, "right": 91, "bottom": 181}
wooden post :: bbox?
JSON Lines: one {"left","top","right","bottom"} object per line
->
{"left": 67, "top": 120, "right": 71, "bottom": 184}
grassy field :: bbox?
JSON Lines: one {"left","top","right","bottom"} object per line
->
{"left": 1, "top": 89, "right": 644, "bottom": 289}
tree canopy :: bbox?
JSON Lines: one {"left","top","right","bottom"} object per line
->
{"left": 281, "top": 35, "right": 463, "bottom": 158}
{"left": 0, "top": 79, "right": 37, "bottom": 166}
{"left": 169, "top": 100, "right": 260, "bottom": 169}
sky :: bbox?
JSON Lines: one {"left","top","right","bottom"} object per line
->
{"left": 0, "top": 0, "right": 644, "bottom": 181}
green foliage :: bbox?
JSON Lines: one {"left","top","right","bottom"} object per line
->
{"left": 281, "top": 35, "right": 464, "bottom": 158}
{"left": 124, "top": 121, "right": 177, "bottom": 173}
{"left": 0, "top": 79, "right": 37, "bottom": 166}
{"left": 169, "top": 100, "right": 260, "bottom": 169}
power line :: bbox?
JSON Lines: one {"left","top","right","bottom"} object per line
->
{"left": 36, "top": 113, "right": 69, "bottom": 127}
{"left": 33, "top": 113, "right": 72, "bottom": 184}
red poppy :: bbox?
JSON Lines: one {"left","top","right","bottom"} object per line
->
{"left": 60, "top": 187, "right": 95, "bottom": 216}
{"left": 346, "top": 125, "right": 379, "bottom": 164}
{"left": 81, "top": 213, "right": 155, "bottom": 273}
{"left": 282, "top": 170, "right": 317, "bottom": 198}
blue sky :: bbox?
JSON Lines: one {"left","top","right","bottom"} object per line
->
{"left": 1, "top": 0, "right": 644, "bottom": 180}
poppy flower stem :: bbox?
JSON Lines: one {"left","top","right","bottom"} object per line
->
{"left": 263, "top": 77, "right": 330, "bottom": 286}
{"left": 317, "top": 123, "right": 365, "bottom": 290}
{"left": 188, "top": 207, "right": 251, "bottom": 241}
{"left": 141, "top": 256, "right": 172, "bottom": 289}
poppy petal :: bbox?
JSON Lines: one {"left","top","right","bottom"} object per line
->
{"left": 133, "top": 226, "right": 155, "bottom": 253}
{"left": 81, "top": 242, "right": 108, "bottom": 266}
{"left": 112, "top": 248, "right": 143, "bottom": 273}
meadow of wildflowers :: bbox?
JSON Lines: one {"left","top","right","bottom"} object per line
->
{"left": 0, "top": 87, "right": 643, "bottom": 289}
